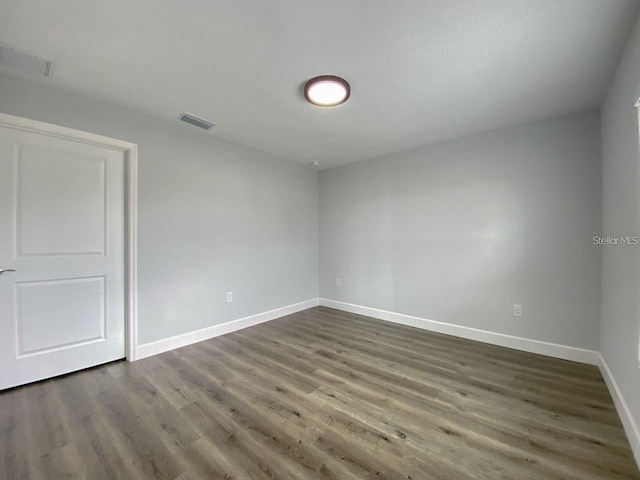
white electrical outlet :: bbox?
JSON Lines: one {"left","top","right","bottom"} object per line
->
{"left": 336, "top": 277, "right": 341, "bottom": 286}
{"left": 226, "top": 292, "right": 233, "bottom": 303}
{"left": 513, "top": 304, "right": 523, "bottom": 317}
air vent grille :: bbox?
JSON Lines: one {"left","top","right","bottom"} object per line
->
{"left": 178, "top": 112, "right": 215, "bottom": 130}
{"left": 0, "top": 42, "right": 53, "bottom": 78}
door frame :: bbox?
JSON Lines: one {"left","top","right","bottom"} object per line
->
{"left": 0, "top": 112, "right": 139, "bottom": 361}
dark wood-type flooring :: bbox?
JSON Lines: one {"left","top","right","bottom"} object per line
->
{"left": 1, "top": 306, "right": 638, "bottom": 479}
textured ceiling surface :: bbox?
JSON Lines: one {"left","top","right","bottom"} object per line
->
{"left": 0, "top": 0, "right": 638, "bottom": 168}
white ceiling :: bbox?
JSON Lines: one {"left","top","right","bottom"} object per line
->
{"left": 0, "top": 1, "right": 638, "bottom": 169}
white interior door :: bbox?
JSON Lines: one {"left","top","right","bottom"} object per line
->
{"left": 0, "top": 123, "right": 125, "bottom": 390}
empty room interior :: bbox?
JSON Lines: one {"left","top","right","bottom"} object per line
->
{"left": 2, "top": 0, "right": 640, "bottom": 478}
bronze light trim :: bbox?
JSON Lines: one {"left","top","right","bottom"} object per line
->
{"left": 304, "top": 75, "right": 351, "bottom": 107}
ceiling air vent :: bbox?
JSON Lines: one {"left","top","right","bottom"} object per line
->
{"left": 178, "top": 112, "right": 215, "bottom": 130}
{"left": 0, "top": 42, "right": 53, "bottom": 78}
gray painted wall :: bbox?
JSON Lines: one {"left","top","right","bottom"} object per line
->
{"left": 0, "top": 73, "right": 319, "bottom": 345}
{"left": 320, "top": 112, "right": 602, "bottom": 349}
{"left": 601, "top": 16, "right": 640, "bottom": 437}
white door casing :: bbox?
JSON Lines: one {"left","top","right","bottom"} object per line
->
{"left": 0, "top": 113, "right": 138, "bottom": 390}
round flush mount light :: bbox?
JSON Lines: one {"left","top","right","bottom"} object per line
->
{"left": 304, "top": 75, "right": 350, "bottom": 107}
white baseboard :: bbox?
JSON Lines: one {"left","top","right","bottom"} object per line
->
{"left": 135, "top": 298, "right": 319, "bottom": 360}
{"left": 598, "top": 353, "right": 640, "bottom": 466}
{"left": 319, "top": 298, "right": 599, "bottom": 365}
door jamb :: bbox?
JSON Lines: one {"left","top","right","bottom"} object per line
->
{"left": 0, "top": 112, "right": 139, "bottom": 361}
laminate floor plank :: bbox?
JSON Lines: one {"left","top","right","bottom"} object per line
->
{"left": 0, "top": 306, "right": 637, "bottom": 479}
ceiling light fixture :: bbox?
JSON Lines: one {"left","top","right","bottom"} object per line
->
{"left": 304, "top": 75, "right": 350, "bottom": 107}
